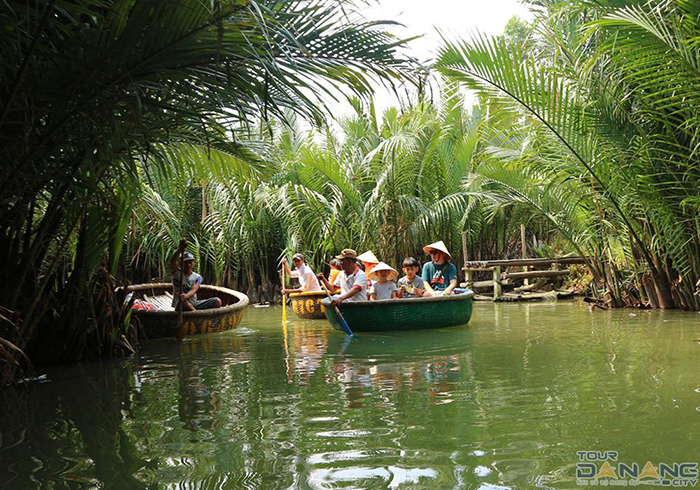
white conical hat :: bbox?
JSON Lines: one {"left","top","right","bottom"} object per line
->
{"left": 367, "top": 261, "right": 398, "bottom": 282}
{"left": 357, "top": 250, "right": 379, "bottom": 264}
{"left": 422, "top": 240, "right": 452, "bottom": 259}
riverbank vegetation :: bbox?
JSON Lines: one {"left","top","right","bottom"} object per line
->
{"left": 1, "top": 0, "right": 698, "bottom": 383}
{"left": 436, "top": 0, "right": 699, "bottom": 310}
{"left": 128, "top": 96, "right": 553, "bottom": 302}
{"left": 0, "top": 0, "right": 416, "bottom": 382}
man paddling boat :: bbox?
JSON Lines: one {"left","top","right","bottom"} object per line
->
{"left": 317, "top": 249, "right": 367, "bottom": 306}
{"left": 281, "top": 253, "right": 321, "bottom": 294}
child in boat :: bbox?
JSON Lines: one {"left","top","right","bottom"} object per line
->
{"left": 397, "top": 257, "right": 425, "bottom": 298}
{"left": 368, "top": 262, "right": 399, "bottom": 300}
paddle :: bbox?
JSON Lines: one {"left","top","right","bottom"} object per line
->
{"left": 320, "top": 283, "right": 353, "bottom": 337}
{"left": 174, "top": 247, "right": 186, "bottom": 341}
{"left": 281, "top": 266, "right": 287, "bottom": 323}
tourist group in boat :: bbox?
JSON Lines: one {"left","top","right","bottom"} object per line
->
{"left": 283, "top": 241, "right": 461, "bottom": 307}
{"left": 169, "top": 238, "right": 462, "bottom": 311}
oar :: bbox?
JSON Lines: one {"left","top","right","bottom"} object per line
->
{"left": 281, "top": 266, "right": 287, "bottom": 323}
{"left": 174, "top": 251, "right": 185, "bottom": 341}
{"left": 321, "top": 283, "right": 353, "bottom": 337}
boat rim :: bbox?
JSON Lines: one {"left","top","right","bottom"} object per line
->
{"left": 321, "top": 290, "right": 474, "bottom": 308}
{"left": 289, "top": 291, "right": 327, "bottom": 298}
{"left": 124, "top": 283, "right": 249, "bottom": 318}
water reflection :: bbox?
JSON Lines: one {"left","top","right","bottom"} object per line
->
{"left": 0, "top": 360, "right": 150, "bottom": 489}
{"left": 1, "top": 303, "right": 700, "bottom": 489}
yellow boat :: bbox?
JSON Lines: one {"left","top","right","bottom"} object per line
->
{"left": 289, "top": 291, "right": 327, "bottom": 319}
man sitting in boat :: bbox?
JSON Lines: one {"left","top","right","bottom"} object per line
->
{"left": 317, "top": 249, "right": 367, "bottom": 305}
{"left": 170, "top": 240, "right": 222, "bottom": 311}
{"left": 281, "top": 253, "right": 321, "bottom": 294}
{"left": 422, "top": 241, "right": 458, "bottom": 297}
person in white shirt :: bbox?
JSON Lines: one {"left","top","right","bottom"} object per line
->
{"left": 282, "top": 253, "right": 321, "bottom": 294}
{"left": 317, "top": 249, "right": 367, "bottom": 305}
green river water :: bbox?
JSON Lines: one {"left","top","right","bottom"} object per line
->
{"left": 1, "top": 302, "right": 700, "bottom": 489}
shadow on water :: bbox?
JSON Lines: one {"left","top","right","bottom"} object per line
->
{"left": 0, "top": 360, "right": 153, "bottom": 489}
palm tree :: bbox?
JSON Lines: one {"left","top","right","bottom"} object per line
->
{"left": 260, "top": 93, "right": 544, "bottom": 270}
{"left": 0, "top": 0, "right": 418, "bottom": 382}
{"left": 435, "top": 0, "right": 699, "bottom": 310}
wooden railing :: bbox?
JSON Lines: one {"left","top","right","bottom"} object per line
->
{"left": 462, "top": 257, "right": 587, "bottom": 299}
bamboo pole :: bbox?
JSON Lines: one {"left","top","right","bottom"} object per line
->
{"left": 281, "top": 267, "right": 287, "bottom": 323}
{"left": 175, "top": 251, "right": 185, "bottom": 341}
{"left": 461, "top": 231, "right": 471, "bottom": 288}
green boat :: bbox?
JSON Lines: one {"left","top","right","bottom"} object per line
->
{"left": 321, "top": 291, "right": 474, "bottom": 332}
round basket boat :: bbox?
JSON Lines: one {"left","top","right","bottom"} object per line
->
{"left": 126, "top": 283, "right": 248, "bottom": 339}
{"left": 289, "top": 291, "right": 327, "bottom": 319}
{"left": 321, "top": 291, "right": 474, "bottom": 333}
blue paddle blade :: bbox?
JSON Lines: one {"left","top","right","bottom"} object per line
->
{"left": 340, "top": 316, "right": 353, "bottom": 336}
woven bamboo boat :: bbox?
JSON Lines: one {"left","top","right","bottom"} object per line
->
{"left": 289, "top": 291, "right": 327, "bottom": 319}
{"left": 126, "top": 283, "right": 248, "bottom": 339}
{"left": 321, "top": 291, "right": 474, "bottom": 332}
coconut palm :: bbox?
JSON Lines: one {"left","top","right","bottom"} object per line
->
{"left": 435, "top": 0, "right": 700, "bottom": 310}
{"left": 259, "top": 93, "right": 547, "bottom": 271}
{"left": 0, "top": 0, "right": 418, "bottom": 381}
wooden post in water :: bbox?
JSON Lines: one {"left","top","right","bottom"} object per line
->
{"left": 461, "top": 231, "right": 471, "bottom": 288}
{"left": 492, "top": 266, "right": 502, "bottom": 299}
{"left": 520, "top": 224, "right": 529, "bottom": 287}
{"left": 465, "top": 270, "right": 473, "bottom": 288}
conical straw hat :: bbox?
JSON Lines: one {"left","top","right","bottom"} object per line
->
{"left": 357, "top": 250, "right": 379, "bottom": 264}
{"left": 422, "top": 240, "right": 451, "bottom": 259}
{"left": 367, "top": 261, "right": 398, "bottom": 282}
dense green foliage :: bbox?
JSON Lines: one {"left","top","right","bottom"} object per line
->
{"left": 1, "top": 0, "right": 698, "bottom": 384}
{"left": 0, "top": 0, "right": 415, "bottom": 381}
{"left": 129, "top": 96, "right": 555, "bottom": 301}
{"left": 130, "top": 1, "right": 700, "bottom": 314}
{"left": 436, "top": 0, "right": 700, "bottom": 310}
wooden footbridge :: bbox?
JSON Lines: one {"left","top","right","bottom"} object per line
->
{"left": 462, "top": 256, "right": 588, "bottom": 300}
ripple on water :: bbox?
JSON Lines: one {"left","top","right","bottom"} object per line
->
{"left": 474, "top": 465, "right": 492, "bottom": 477}
{"left": 2, "top": 304, "right": 700, "bottom": 489}
{"left": 476, "top": 484, "right": 512, "bottom": 490}
{"left": 307, "top": 416, "right": 340, "bottom": 422}
{"left": 307, "top": 465, "right": 438, "bottom": 489}
{"left": 307, "top": 448, "right": 396, "bottom": 465}
{"left": 315, "top": 429, "right": 377, "bottom": 438}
